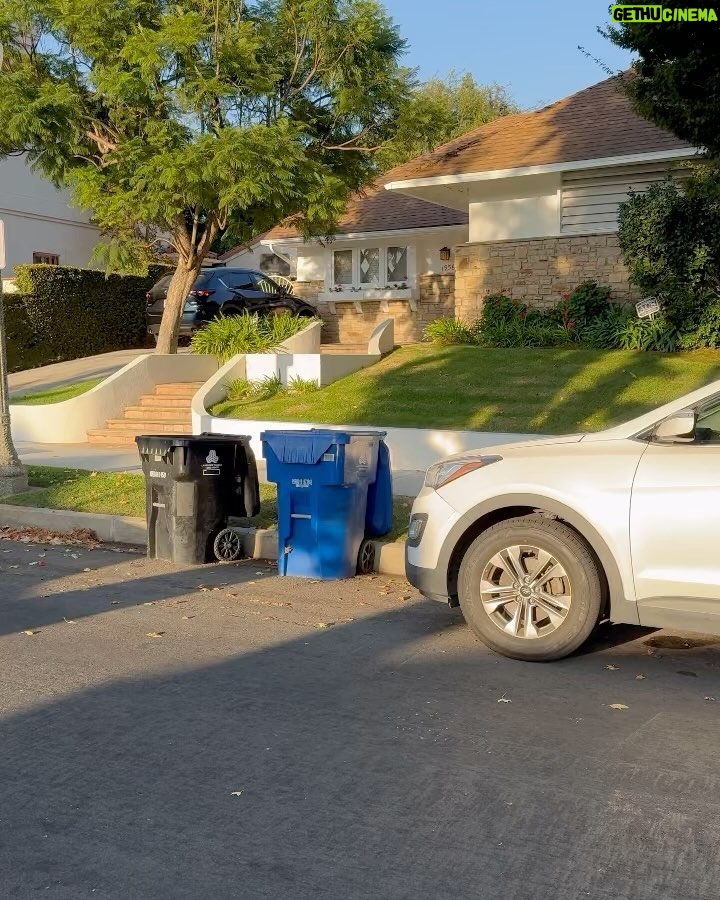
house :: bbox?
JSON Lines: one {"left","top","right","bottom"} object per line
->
{"left": 220, "top": 231, "right": 296, "bottom": 279}
{"left": 0, "top": 155, "right": 99, "bottom": 275}
{"left": 248, "top": 74, "right": 696, "bottom": 344}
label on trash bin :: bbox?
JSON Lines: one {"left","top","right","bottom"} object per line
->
{"left": 149, "top": 470, "right": 167, "bottom": 480}
{"left": 322, "top": 452, "right": 335, "bottom": 462}
{"left": 202, "top": 448, "right": 222, "bottom": 476}
{"left": 292, "top": 478, "right": 312, "bottom": 488}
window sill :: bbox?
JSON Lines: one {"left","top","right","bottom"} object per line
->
{"left": 317, "top": 288, "right": 418, "bottom": 313}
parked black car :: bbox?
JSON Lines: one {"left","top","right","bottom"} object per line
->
{"left": 146, "top": 267, "right": 317, "bottom": 340}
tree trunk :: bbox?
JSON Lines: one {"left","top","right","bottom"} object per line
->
{"left": 155, "top": 257, "right": 204, "bottom": 354}
{"left": 0, "top": 277, "right": 28, "bottom": 496}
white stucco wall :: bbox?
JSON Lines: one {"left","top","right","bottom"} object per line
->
{"left": 289, "top": 226, "right": 467, "bottom": 285}
{"left": 0, "top": 156, "right": 99, "bottom": 272}
{"left": 468, "top": 174, "right": 561, "bottom": 242}
{"left": 222, "top": 242, "right": 297, "bottom": 277}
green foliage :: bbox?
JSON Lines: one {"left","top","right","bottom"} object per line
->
{"left": 618, "top": 171, "right": 720, "bottom": 328}
{"left": 190, "top": 312, "right": 314, "bottom": 363}
{"left": 678, "top": 299, "right": 720, "bottom": 350}
{"left": 478, "top": 292, "right": 526, "bottom": 329}
{"left": 555, "top": 281, "right": 613, "bottom": 331}
{"left": 423, "top": 317, "right": 478, "bottom": 346}
{"left": 605, "top": 5, "right": 720, "bottom": 156}
{"left": 480, "top": 319, "right": 569, "bottom": 349}
{"left": 224, "top": 374, "right": 283, "bottom": 403}
{"left": 0, "top": 0, "right": 410, "bottom": 347}
{"left": 7, "top": 264, "right": 167, "bottom": 369}
{"left": 580, "top": 303, "right": 634, "bottom": 349}
{"left": 377, "top": 71, "right": 518, "bottom": 171}
{"left": 287, "top": 375, "right": 319, "bottom": 393}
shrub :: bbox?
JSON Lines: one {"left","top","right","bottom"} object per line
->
{"left": 580, "top": 303, "right": 633, "bottom": 349}
{"left": 190, "top": 312, "right": 314, "bottom": 363}
{"left": 481, "top": 318, "right": 569, "bottom": 349}
{"left": 618, "top": 168, "right": 720, "bottom": 328}
{"left": 478, "top": 292, "right": 527, "bottom": 329}
{"left": 287, "top": 375, "right": 319, "bottom": 393}
{"left": 549, "top": 281, "right": 613, "bottom": 338}
{"left": 4, "top": 293, "right": 47, "bottom": 372}
{"left": 423, "top": 317, "right": 477, "bottom": 345}
{"left": 13, "top": 263, "right": 169, "bottom": 367}
{"left": 615, "top": 315, "right": 680, "bottom": 353}
{"left": 224, "top": 374, "right": 284, "bottom": 403}
{"left": 677, "top": 299, "right": 720, "bottom": 350}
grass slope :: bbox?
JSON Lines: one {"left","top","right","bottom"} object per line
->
{"left": 212, "top": 346, "right": 720, "bottom": 434}
{"left": 11, "top": 378, "right": 103, "bottom": 405}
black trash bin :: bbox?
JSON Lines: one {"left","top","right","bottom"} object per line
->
{"left": 136, "top": 434, "right": 260, "bottom": 565}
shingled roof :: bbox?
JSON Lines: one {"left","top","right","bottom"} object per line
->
{"left": 257, "top": 74, "right": 694, "bottom": 245}
{"left": 386, "top": 74, "right": 694, "bottom": 184}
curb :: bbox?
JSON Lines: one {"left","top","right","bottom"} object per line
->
{"left": 0, "top": 505, "right": 406, "bottom": 577}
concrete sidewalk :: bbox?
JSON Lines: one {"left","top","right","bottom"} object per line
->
{"left": 9, "top": 348, "right": 190, "bottom": 397}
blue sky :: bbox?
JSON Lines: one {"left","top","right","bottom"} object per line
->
{"left": 382, "top": 0, "right": 633, "bottom": 109}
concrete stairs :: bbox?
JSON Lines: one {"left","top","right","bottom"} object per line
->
{"left": 320, "top": 343, "right": 367, "bottom": 355}
{"left": 87, "top": 382, "right": 202, "bottom": 446}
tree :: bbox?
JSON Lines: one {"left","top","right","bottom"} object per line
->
{"left": 375, "top": 71, "right": 518, "bottom": 171}
{"left": 618, "top": 166, "right": 720, "bottom": 328}
{"left": 605, "top": 1, "right": 720, "bottom": 155}
{"left": 0, "top": 0, "right": 409, "bottom": 352}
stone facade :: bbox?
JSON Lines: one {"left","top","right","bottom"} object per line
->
{"left": 454, "top": 233, "right": 639, "bottom": 320}
{"left": 295, "top": 234, "right": 637, "bottom": 344}
{"left": 295, "top": 275, "right": 455, "bottom": 345}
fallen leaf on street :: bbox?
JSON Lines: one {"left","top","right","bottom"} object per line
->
{"left": 63, "top": 617, "right": 78, "bottom": 625}
{"left": 146, "top": 631, "right": 165, "bottom": 638}
{"left": 606, "top": 665, "right": 619, "bottom": 671}
{"left": 21, "top": 629, "right": 39, "bottom": 636}
{"left": 636, "top": 673, "right": 646, "bottom": 680}
{"left": 316, "top": 622, "right": 336, "bottom": 629}
{"left": 230, "top": 791, "right": 243, "bottom": 796}
{"left": 704, "top": 696, "right": 717, "bottom": 702}
{"left": 182, "top": 615, "right": 195, "bottom": 620}
{"left": 609, "top": 703, "right": 629, "bottom": 710}
{"left": 497, "top": 696, "right": 512, "bottom": 704}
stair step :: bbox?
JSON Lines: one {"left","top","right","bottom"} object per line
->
{"left": 123, "top": 406, "right": 192, "bottom": 422}
{"left": 106, "top": 419, "right": 193, "bottom": 433}
{"left": 87, "top": 431, "right": 142, "bottom": 447}
{"left": 154, "top": 382, "right": 204, "bottom": 397}
{"left": 139, "top": 395, "right": 193, "bottom": 408}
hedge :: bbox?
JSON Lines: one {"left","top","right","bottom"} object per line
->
{"left": 6, "top": 263, "right": 171, "bottom": 372}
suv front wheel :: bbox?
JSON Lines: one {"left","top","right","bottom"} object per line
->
{"left": 458, "top": 515, "right": 603, "bottom": 661}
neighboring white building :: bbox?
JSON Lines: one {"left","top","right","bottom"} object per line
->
{"left": 0, "top": 155, "right": 99, "bottom": 274}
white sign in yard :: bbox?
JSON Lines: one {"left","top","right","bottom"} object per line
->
{"left": 636, "top": 297, "right": 660, "bottom": 319}
{"left": 0, "top": 220, "right": 5, "bottom": 271}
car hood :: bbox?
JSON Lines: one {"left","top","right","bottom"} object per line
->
{"left": 442, "top": 433, "right": 586, "bottom": 462}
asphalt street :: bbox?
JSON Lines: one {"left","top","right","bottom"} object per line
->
{"left": 1, "top": 536, "right": 720, "bottom": 899}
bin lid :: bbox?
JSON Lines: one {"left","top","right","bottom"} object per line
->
{"left": 135, "top": 434, "right": 253, "bottom": 450}
{"left": 260, "top": 429, "right": 386, "bottom": 465}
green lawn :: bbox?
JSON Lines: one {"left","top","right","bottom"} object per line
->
{"left": 4, "top": 467, "right": 412, "bottom": 540}
{"left": 11, "top": 378, "right": 103, "bottom": 405}
{"left": 212, "top": 346, "right": 720, "bottom": 434}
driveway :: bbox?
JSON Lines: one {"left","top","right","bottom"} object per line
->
{"left": 2, "top": 538, "right": 720, "bottom": 899}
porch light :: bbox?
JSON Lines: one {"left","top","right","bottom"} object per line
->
{"left": 439, "top": 247, "right": 451, "bottom": 261}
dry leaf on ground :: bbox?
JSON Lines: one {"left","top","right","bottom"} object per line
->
{"left": 609, "top": 703, "right": 629, "bottom": 710}
{"left": 146, "top": 631, "right": 165, "bottom": 638}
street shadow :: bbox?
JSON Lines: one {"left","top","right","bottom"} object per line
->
{"left": 0, "top": 541, "right": 276, "bottom": 637}
{"left": 2, "top": 591, "right": 720, "bottom": 899}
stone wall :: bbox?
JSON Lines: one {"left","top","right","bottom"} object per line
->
{"left": 294, "top": 275, "right": 455, "bottom": 345}
{"left": 454, "top": 233, "right": 639, "bottom": 320}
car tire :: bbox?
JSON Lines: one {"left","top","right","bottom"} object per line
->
{"left": 458, "top": 515, "right": 603, "bottom": 661}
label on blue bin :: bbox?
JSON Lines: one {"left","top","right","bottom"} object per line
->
{"left": 322, "top": 453, "right": 335, "bottom": 462}
{"left": 292, "top": 478, "right": 313, "bottom": 488}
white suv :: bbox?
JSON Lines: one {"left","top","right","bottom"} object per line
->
{"left": 406, "top": 379, "right": 720, "bottom": 661}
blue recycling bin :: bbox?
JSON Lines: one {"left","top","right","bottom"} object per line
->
{"left": 261, "top": 429, "right": 389, "bottom": 579}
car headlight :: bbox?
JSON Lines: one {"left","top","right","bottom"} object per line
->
{"left": 424, "top": 455, "right": 502, "bottom": 489}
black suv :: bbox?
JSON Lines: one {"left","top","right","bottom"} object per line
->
{"left": 145, "top": 267, "right": 317, "bottom": 340}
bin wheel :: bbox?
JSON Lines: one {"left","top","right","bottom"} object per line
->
{"left": 213, "top": 528, "right": 243, "bottom": 563}
{"left": 357, "top": 539, "right": 376, "bottom": 575}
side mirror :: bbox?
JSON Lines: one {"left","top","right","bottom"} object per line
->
{"left": 653, "top": 411, "right": 697, "bottom": 443}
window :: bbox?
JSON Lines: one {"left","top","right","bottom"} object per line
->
{"left": 386, "top": 246, "right": 408, "bottom": 283}
{"left": 695, "top": 397, "right": 720, "bottom": 443}
{"left": 252, "top": 274, "right": 282, "bottom": 294}
{"left": 333, "top": 249, "right": 353, "bottom": 287}
{"left": 33, "top": 252, "right": 59, "bottom": 265}
{"left": 219, "top": 271, "right": 254, "bottom": 291}
{"left": 329, "top": 246, "right": 410, "bottom": 290}
{"left": 359, "top": 247, "right": 381, "bottom": 286}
